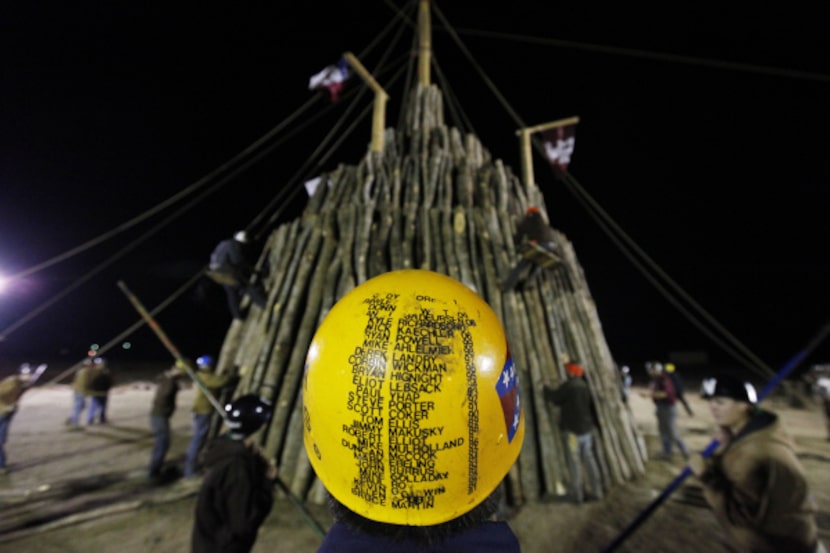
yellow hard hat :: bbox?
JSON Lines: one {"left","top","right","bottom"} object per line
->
{"left": 665, "top": 363, "right": 676, "bottom": 373}
{"left": 303, "top": 269, "right": 524, "bottom": 526}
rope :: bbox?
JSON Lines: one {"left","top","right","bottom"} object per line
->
{"left": 42, "top": 268, "right": 205, "bottom": 386}
{"left": 555, "top": 168, "right": 774, "bottom": 378}
{"left": 431, "top": 3, "right": 526, "bottom": 130}
{"left": 7, "top": 94, "right": 324, "bottom": 283}
{"left": 427, "top": 4, "right": 775, "bottom": 376}
{"left": 251, "top": 11, "right": 414, "bottom": 236}
{"left": 453, "top": 28, "right": 830, "bottom": 83}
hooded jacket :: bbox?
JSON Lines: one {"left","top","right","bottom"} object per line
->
{"left": 544, "top": 376, "right": 596, "bottom": 435}
{"left": 191, "top": 436, "right": 274, "bottom": 553}
{"left": 698, "top": 410, "right": 819, "bottom": 553}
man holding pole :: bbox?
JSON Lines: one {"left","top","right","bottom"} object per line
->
{"left": 149, "top": 362, "right": 186, "bottom": 479}
{"left": 184, "top": 355, "right": 237, "bottom": 478}
{"left": 0, "top": 363, "right": 46, "bottom": 475}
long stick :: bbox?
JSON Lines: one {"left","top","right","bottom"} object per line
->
{"left": 116, "top": 280, "right": 225, "bottom": 415}
{"left": 601, "top": 320, "right": 830, "bottom": 553}
{"left": 116, "top": 279, "right": 327, "bottom": 538}
{"left": 273, "top": 477, "right": 327, "bottom": 537}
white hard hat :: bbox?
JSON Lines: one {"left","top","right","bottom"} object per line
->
{"left": 234, "top": 230, "right": 248, "bottom": 243}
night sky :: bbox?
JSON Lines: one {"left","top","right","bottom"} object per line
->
{"left": 1, "top": 3, "right": 828, "bottom": 377}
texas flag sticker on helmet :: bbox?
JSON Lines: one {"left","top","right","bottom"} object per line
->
{"left": 496, "top": 353, "right": 521, "bottom": 442}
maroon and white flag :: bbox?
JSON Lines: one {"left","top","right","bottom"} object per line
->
{"left": 542, "top": 125, "right": 576, "bottom": 171}
{"left": 308, "top": 58, "right": 350, "bottom": 102}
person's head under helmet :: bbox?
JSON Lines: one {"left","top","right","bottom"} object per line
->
{"left": 565, "top": 361, "right": 584, "bottom": 378}
{"left": 196, "top": 355, "right": 214, "bottom": 372}
{"left": 224, "top": 394, "right": 272, "bottom": 440}
{"left": 645, "top": 361, "right": 664, "bottom": 377}
{"left": 700, "top": 374, "right": 759, "bottom": 433}
{"left": 303, "top": 269, "right": 524, "bottom": 540}
{"left": 17, "top": 363, "right": 35, "bottom": 384}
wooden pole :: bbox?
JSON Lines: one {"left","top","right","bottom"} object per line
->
{"left": 116, "top": 280, "right": 226, "bottom": 416}
{"left": 517, "top": 116, "right": 580, "bottom": 136}
{"left": 519, "top": 129, "right": 533, "bottom": 187}
{"left": 418, "top": 0, "right": 431, "bottom": 86}
{"left": 342, "top": 51, "right": 389, "bottom": 154}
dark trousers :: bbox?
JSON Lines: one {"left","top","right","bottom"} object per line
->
{"left": 149, "top": 415, "right": 171, "bottom": 476}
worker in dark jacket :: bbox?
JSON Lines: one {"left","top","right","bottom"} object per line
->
{"left": 207, "top": 231, "right": 267, "bottom": 320}
{"left": 503, "top": 207, "right": 560, "bottom": 291}
{"left": 86, "top": 357, "right": 113, "bottom": 424}
{"left": 543, "top": 360, "right": 604, "bottom": 503}
{"left": 148, "top": 363, "right": 185, "bottom": 479}
{"left": 191, "top": 394, "right": 277, "bottom": 553}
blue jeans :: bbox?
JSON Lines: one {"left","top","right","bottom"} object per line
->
{"left": 0, "top": 411, "right": 14, "bottom": 469}
{"left": 184, "top": 413, "right": 211, "bottom": 477}
{"left": 69, "top": 392, "right": 86, "bottom": 425}
{"left": 562, "top": 431, "right": 603, "bottom": 503}
{"left": 149, "top": 415, "right": 171, "bottom": 476}
{"left": 87, "top": 395, "right": 108, "bottom": 424}
{"left": 656, "top": 403, "right": 688, "bottom": 457}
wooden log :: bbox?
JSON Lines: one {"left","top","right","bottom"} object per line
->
{"left": 263, "top": 222, "right": 325, "bottom": 460}
{"left": 276, "top": 215, "right": 336, "bottom": 483}
{"left": 257, "top": 223, "right": 314, "bottom": 409}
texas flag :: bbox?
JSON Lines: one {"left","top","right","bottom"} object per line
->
{"left": 495, "top": 353, "right": 521, "bottom": 443}
{"left": 308, "top": 58, "right": 349, "bottom": 102}
{"left": 542, "top": 124, "right": 576, "bottom": 172}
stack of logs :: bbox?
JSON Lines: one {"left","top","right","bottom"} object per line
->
{"left": 213, "top": 82, "right": 647, "bottom": 509}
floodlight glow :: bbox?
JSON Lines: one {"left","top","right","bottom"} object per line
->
{"left": 0, "top": 273, "right": 8, "bottom": 293}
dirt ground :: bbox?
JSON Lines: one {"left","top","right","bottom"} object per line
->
{"left": 1, "top": 369, "right": 828, "bottom": 553}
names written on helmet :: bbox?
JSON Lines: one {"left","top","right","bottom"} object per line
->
{"left": 344, "top": 293, "right": 397, "bottom": 506}
{"left": 341, "top": 294, "right": 479, "bottom": 513}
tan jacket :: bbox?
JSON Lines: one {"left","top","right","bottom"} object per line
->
{"left": 73, "top": 366, "right": 90, "bottom": 394}
{"left": 192, "top": 370, "right": 234, "bottom": 415}
{"left": 699, "top": 410, "right": 818, "bottom": 553}
{"left": 0, "top": 375, "right": 26, "bottom": 415}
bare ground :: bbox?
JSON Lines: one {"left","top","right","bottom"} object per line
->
{"left": 1, "top": 373, "right": 828, "bottom": 553}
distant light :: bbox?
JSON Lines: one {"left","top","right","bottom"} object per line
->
{"left": 0, "top": 273, "right": 8, "bottom": 293}
{"left": 121, "top": 342, "right": 131, "bottom": 350}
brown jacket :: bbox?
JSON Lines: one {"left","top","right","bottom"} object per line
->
{"left": 86, "top": 365, "right": 113, "bottom": 398}
{"left": 73, "top": 366, "right": 90, "bottom": 394}
{"left": 0, "top": 375, "right": 26, "bottom": 415}
{"left": 698, "top": 410, "right": 819, "bottom": 553}
{"left": 191, "top": 370, "right": 234, "bottom": 415}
